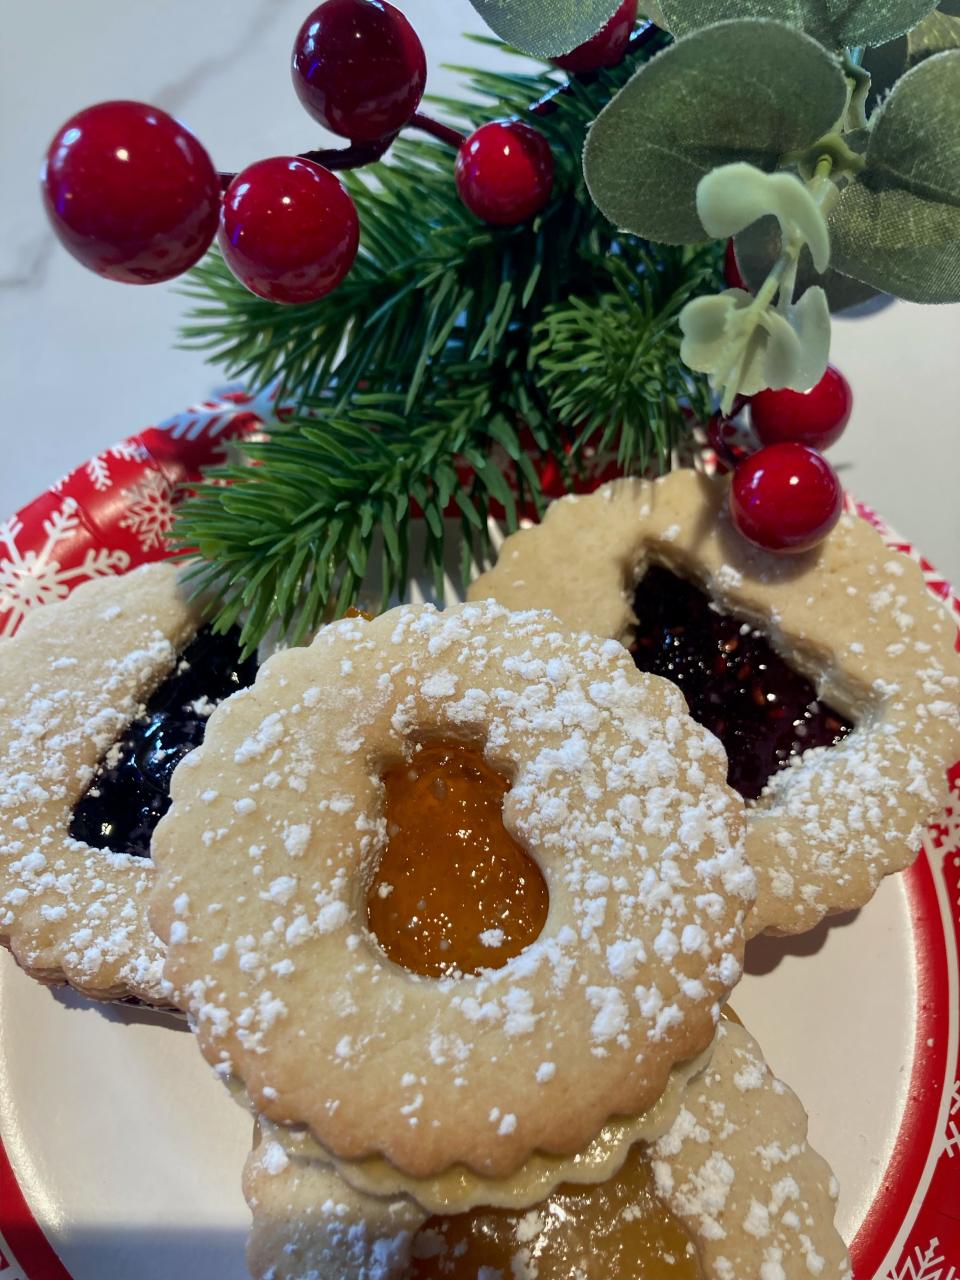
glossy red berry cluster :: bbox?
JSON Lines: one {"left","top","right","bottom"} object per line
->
{"left": 720, "top": 364, "right": 852, "bottom": 554}
{"left": 41, "top": 1, "right": 640, "bottom": 304}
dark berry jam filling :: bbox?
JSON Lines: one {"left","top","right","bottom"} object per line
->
{"left": 69, "top": 626, "right": 258, "bottom": 858}
{"left": 630, "top": 567, "right": 851, "bottom": 801}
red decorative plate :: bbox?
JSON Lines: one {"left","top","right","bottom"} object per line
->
{"left": 0, "top": 392, "right": 957, "bottom": 1280}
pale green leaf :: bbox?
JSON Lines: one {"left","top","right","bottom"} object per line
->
{"left": 680, "top": 291, "right": 750, "bottom": 366}
{"left": 760, "top": 310, "right": 804, "bottom": 386}
{"left": 756, "top": 287, "right": 829, "bottom": 389}
{"left": 659, "top": 0, "right": 938, "bottom": 49}
{"left": 698, "top": 163, "right": 831, "bottom": 271}
{"left": 830, "top": 50, "right": 960, "bottom": 302}
{"left": 583, "top": 19, "right": 848, "bottom": 244}
{"left": 734, "top": 215, "right": 881, "bottom": 311}
{"left": 787, "top": 285, "right": 831, "bottom": 388}
{"left": 465, "top": 0, "right": 622, "bottom": 57}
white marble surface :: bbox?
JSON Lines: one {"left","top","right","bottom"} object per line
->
{"left": 1, "top": 0, "right": 958, "bottom": 581}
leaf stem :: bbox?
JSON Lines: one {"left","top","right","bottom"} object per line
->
{"left": 841, "top": 54, "right": 871, "bottom": 130}
{"left": 713, "top": 255, "right": 787, "bottom": 412}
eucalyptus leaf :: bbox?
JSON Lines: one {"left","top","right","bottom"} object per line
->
{"left": 639, "top": 2, "right": 668, "bottom": 25}
{"left": 830, "top": 50, "right": 960, "bottom": 302}
{"left": 465, "top": 0, "right": 622, "bottom": 57}
{"left": 734, "top": 215, "right": 883, "bottom": 311}
{"left": 583, "top": 19, "right": 847, "bottom": 244}
{"left": 658, "top": 0, "right": 939, "bottom": 49}
{"left": 908, "top": 10, "right": 960, "bottom": 56}
{"left": 862, "top": 10, "right": 960, "bottom": 112}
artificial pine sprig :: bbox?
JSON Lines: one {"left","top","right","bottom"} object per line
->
{"left": 532, "top": 249, "right": 719, "bottom": 473}
{"left": 174, "top": 366, "right": 550, "bottom": 653}
{"left": 174, "top": 34, "right": 719, "bottom": 653}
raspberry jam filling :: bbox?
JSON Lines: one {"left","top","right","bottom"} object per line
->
{"left": 69, "top": 626, "right": 257, "bottom": 858}
{"left": 367, "top": 740, "right": 548, "bottom": 977}
{"left": 631, "top": 567, "right": 852, "bottom": 800}
{"left": 408, "top": 1141, "right": 699, "bottom": 1279}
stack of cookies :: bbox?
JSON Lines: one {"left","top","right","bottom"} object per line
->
{"left": 2, "top": 469, "right": 958, "bottom": 1279}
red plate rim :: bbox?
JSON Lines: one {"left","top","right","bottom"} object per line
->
{"left": 0, "top": 400, "right": 958, "bottom": 1279}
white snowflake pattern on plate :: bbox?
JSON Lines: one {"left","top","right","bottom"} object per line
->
{"left": 887, "top": 1237, "right": 959, "bottom": 1280}
{"left": 946, "top": 1081, "right": 960, "bottom": 1162}
{"left": 119, "top": 471, "right": 176, "bottom": 552}
{"left": 85, "top": 439, "right": 150, "bottom": 492}
{"left": 0, "top": 500, "right": 129, "bottom": 637}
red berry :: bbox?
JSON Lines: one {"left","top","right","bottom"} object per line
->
{"left": 552, "top": 0, "right": 638, "bottom": 72}
{"left": 707, "top": 412, "right": 752, "bottom": 473}
{"left": 749, "top": 365, "right": 853, "bottom": 451}
{"left": 455, "top": 122, "right": 555, "bottom": 226}
{"left": 41, "top": 100, "right": 220, "bottom": 284}
{"left": 730, "top": 443, "right": 843, "bottom": 554}
{"left": 724, "top": 238, "right": 747, "bottom": 291}
{"left": 218, "top": 157, "right": 359, "bottom": 305}
{"left": 292, "top": 0, "right": 426, "bottom": 143}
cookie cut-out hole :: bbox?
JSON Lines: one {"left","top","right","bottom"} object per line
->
{"left": 367, "top": 740, "right": 548, "bottom": 978}
{"left": 69, "top": 626, "right": 258, "bottom": 858}
{"left": 630, "top": 567, "right": 852, "bottom": 801}
{"left": 408, "top": 1141, "right": 700, "bottom": 1279}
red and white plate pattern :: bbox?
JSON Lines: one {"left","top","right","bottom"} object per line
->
{"left": 0, "top": 391, "right": 957, "bottom": 1279}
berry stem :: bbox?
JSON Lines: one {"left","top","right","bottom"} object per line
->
{"left": 216, "top": 113, "right": 462, "bottom": 191}
{"left": 408, "top": 112, "right": 466, "bottom": 149}
{"left": 212, "top": 25, "right": 663, "bottom": 194}
{"left": 300, "top": 133, "right": 397, "bottom": 169}
{"left": 217, "top": 134, "right": 396, "bottom": 188}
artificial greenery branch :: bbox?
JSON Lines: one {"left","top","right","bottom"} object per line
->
{"left": 578, "top": 4, "right": 960, "bottom": 409}
{"left": 175, "top": 35, "right": 718, "bottom": 653}
{"left": 176, "top": 2, "right": 960, "bottom": 652}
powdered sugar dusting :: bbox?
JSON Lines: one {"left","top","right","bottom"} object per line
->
{"left": 0, "top": 563, "right": 199, "bottom": 1002}
{"left": 154, "top": 600, "right": 751, "bottom": 1178}
{"left": 468, "top": 469, "right": 960, "bottom": 941}
{"left": 652, "top": 1020, "right": 850, "bottom": 1279}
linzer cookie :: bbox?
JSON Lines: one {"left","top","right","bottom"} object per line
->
{"left": 150, "top": 600, "right": 753, "bottom": 1179}
{"left": 240, "top": 1040, "right": 715, "bottom": 1217}
{"left": 0, "top": 562, "right": 256, "bottom": 1003}
{"left": 242, "top": 1019, "right": 850, "bottom": 1280}
{"left": 469, "top": 470, "right": 960, "bottom": 936}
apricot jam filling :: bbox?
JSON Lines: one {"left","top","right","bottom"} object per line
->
{"left": 366, "top": 740, "right": 549, "bottom": 977}
{"left": 407, "top": 1141, "right": 700, "bottom": 1279}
